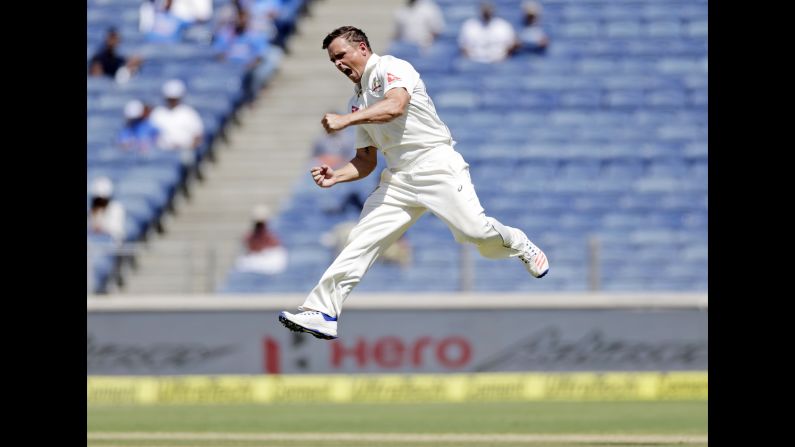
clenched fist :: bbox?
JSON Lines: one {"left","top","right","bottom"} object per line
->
{"left": 310, "top": 164, "right": 337, "bottom": 188}
{"left": 321, "top": 113, "right": 348, "bottom": 134}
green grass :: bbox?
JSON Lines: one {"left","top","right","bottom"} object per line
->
{"left": 87, "top": 401, "right": 707, "bottom": 433}
{"left": 88, "top": 401, "right": 707, "bottom": 446}
{"left": 87, "top": 442, "right": 703, "bottom": 447}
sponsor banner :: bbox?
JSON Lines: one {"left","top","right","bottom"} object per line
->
{"left": 87, "top": 372, "right": 708, "bottom": 405}
{"left": 88, "top": 309, "right": 707, "bottom": 374}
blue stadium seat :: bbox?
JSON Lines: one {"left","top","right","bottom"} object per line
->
{"left": 646, "top": 20, "right": 684, "bottom": 38}
{"left": 605, "top": 21, "right": 643, "bottom": 38}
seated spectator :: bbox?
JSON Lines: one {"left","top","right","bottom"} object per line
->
{"left": 170, "top": 0, "right": 214, "bottom": 24}
{"left": 139, "top": 0, "right": 157, "bottom": 32}
{"left": 118, "top": 100, "right": 160, "bottom": 154}
{"left": 145, "top": 0, "right": 189, "bottom": 43}
{"left": 143, "top": 0, "right": 215, "bottom": 42}
{"left": 218, "top": 1, "right": 283, "bottom": 41}
{"left": 311, "top": 123, "right": 355, "bottom": 169}
{"left": 234, "top": 205, "right": 288, "bottom": 274}
{"left": 458, "top": 2, "right": 519, "bottom": 63}
{"left": 150, "top": 79, "right": 205, "bottom": 163}
{"left": 518, "top": 1, "right": 549, "bottom": 54}
{"left": 394, "top": 0, "right": 446, "bottom": 49}
{"left": 88, "top": 177, "right": 126, "bottom": 244}
{"left": 213, "top": 0, "right": 244, "bottom": 33}
{"left": 248, "top": 0, "right": 281, "bottom": 42}
{"left": 88, "top": 27, "right": 143, "bottom": 82}
{"left": 213, "top": 8, "right": 283, "bottom": 103}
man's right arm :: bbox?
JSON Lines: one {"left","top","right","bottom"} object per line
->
{"left": 312, "top": 146, "right": 378, "bottom": 188}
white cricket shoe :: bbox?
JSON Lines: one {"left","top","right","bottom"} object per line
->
{"left": 518, "top": 237, "right": 549, "bottom": 278}
{"left": 278, "top": 310, "right": 338, "bottom": 340}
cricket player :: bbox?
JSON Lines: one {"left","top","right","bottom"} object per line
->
{"left": 279, "top": 26, "right": 548, "bottom": 339}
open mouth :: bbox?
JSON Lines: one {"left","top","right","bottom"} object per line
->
{"left": 343, "top": 68, "right": 353, "bottom": 77}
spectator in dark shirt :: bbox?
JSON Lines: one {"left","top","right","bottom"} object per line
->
{"left": 234, "top": 204, "right": 288, "bottom": 274}
{"left": 517, "top": 1, "right": 550, "bottom": 54}
{"left": 89, "top": 27, "right": 143, "bottom": 81}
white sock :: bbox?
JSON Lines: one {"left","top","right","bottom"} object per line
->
{"left": 487, "top": 218, "right": 526, "bottom": 250}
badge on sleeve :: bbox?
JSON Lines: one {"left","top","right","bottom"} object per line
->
{"left": 387, "top": 73, "right": 401, "bottom": 84}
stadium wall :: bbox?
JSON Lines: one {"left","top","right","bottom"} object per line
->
{"left": 87, "top": 293, "right": 707, "bottom": 375}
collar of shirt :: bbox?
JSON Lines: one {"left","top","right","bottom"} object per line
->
{"left": 354, "top": 53, "right": 381, "bottom": 96}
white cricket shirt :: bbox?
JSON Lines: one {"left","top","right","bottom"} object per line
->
{"left": 349, "top": 53, "right": 453, "bottom": 170}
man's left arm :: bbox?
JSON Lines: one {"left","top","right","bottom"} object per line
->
{"left": 321, "top": 88, "right": 410, "bottom": 133}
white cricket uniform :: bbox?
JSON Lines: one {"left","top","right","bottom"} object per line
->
{"left": 301, "top": 54, "right": 530, "bottom": 317}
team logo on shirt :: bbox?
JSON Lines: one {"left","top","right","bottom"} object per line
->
{"left": 351, "top": 105, "right": 359, "bottom": 113}
{"left": 370, "top": 79, "right": 383, "bottom": 93}
{"left": 387, "top": 72, "right": 401, "bottom": 84}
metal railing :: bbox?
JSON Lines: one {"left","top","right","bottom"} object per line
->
{"left": 87, "top": 240, "right": 236, "bottom": 295}
{"left": 89, "top": 237, "right": 607, "bottom": 294}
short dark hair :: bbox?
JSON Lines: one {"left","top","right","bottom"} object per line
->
{"left": 322, "top": 26, "right": 371, "bottom": 51}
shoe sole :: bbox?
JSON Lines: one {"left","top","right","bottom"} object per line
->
{"left": 278, "top": 314, "right": 338, "bottom": 340}
{"left": 523, "top": 265, "right": 549, "bottom": 278}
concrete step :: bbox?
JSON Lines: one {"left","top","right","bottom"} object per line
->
{"left": 178, "top": 198, "right": 292, "bottom": 210}
{"left": 163, "top": 222, "right": 270, "bottom": 235}
{"left": 201, "top": 175, "right": 303, "bottom": 187}
{"left": 224, "top": 118, "right": 321, "bottom": 130}
{"left": 176, "top": 199, "right": 284, "bottom": 212}
{"left": 211, "top": 153, "right": 308, "bottom": 164}
{"left": 178, "top": 203, "right": 280, "bottom": 217}
{"left": 121, "top": 281, "right": 214, "bottom": 294}
{"left": 130, "top": 255, "right": 237, "bottom": 273}
{"left": 220, "top": 139, "right": 320, "bottom": 152}
{"left": 129, "top": 241, "right": 231, "bottom": 252}
{"left": 180, "top": 184, "right": 286, "bottom": 195}
{"left": 159, "top": 225, "right": 259, "bottom": 239}
{"left": 156, "top": 223, "right": 249, "bottom": 235}
{"left": 153, "top": 234, "right": 244, "bottom": 245}
{"left": 191, "top": 173, "right": 299, "bottom": 184}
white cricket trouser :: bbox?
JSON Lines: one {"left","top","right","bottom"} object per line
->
{"left": 301, "top": 145, "right": 528, "bottom": 317}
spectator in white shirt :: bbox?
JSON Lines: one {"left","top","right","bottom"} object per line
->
{"left": 150, "top": 79, "right": 205, "bottom": 154}
{"left": 458, "top": 2, "right": 519, "bottom": 63}
{"left": 170, "top": 0, "right": 213, "bottom": 23}
{"left": 394, "top": 0, "right": 446, "bottom": 49}
{"left": 88, "top": 177, "right": 126, "bottom": 244}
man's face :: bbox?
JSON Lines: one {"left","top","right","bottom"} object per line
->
{"left": 480, "top": 5, "right": 493, "bottom": 22}
{"left": 235, "top": 11, "right": 249, "bottom": 35}
{"left": 327, "top": 37, "right": 369, "bottom": 84}
{"left": 106, "top": 32, "right": 119, "bottom": 49}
